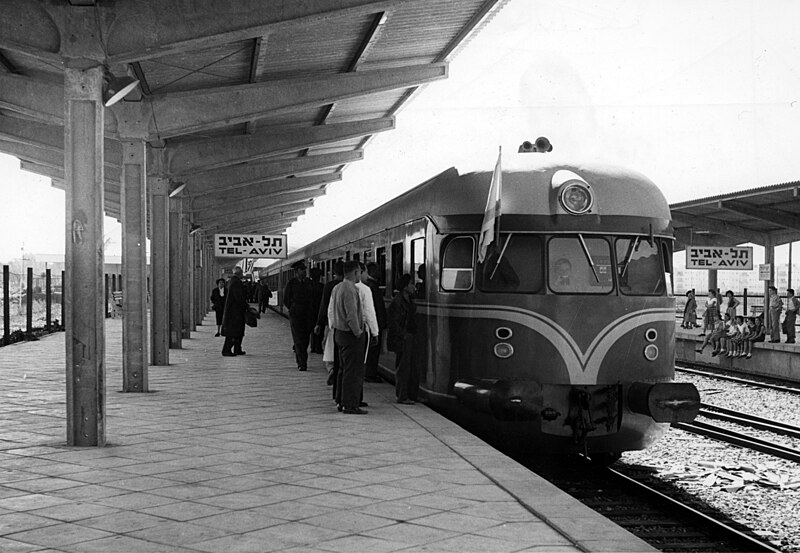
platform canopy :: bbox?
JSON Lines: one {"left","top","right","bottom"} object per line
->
{"left": 671, "top": 181, "right": 800, "bottom": 252}
{"left": 0, "top": 0, "right": 507, "bottom": 235}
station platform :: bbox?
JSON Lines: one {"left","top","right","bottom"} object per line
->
{"left": 0, "top": 310, "right": 652, "bottom": 553}
{"left": 674, "top": 321, "right": 800, "bottom": 383}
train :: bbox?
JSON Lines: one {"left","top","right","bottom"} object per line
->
{"left": 264, "top": 141, "right": 700, "bottom": 462}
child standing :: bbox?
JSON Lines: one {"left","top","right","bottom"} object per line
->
{"left": 701, "top": 289, "right": 719, "bottom": 337}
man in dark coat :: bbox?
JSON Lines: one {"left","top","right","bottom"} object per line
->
{"left": 221, "top": 266, "right": 248, "bottom": 356}
{"left": 283, "top": 260, "right": 315, "bottom": 371}
{"left": 363, "top": 262, "right": 386, "bottom": 382}
{"left": 388, "top": 273, "right": 417, "bottom": 404}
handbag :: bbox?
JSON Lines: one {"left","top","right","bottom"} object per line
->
{"left": 245, "top": 307, "right": 260, "bottom": 327}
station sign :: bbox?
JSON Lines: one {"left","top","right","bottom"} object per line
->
{"left": 214, "top": 234, "right": 288, "bottom": 259}
{"left": 686, "top": 246, "right": 753, "bottom": 270}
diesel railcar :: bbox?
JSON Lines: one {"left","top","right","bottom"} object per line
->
{"left": 265, "top": 150, "right": 699, "bottom": 460}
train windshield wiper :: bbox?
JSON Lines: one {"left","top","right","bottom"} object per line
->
{"left": 578, "top": 233, "right": 600, "bottom": 283}
{"left": 489, "top": 233, "right": 513, "bottom": 280}
{"left": 621, "top": 236, "right": 639, "bottom": 278}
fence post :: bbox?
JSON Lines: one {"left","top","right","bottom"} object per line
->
{"left": 46, "top": 269, "right": 52, "bottom": 331}
{"left": 26, "top": 267, "right": 33, "bottom": 334}
{"left": 61, "top": 270, "right": 65, "bottom": 328}
{"left": 743, "top": 288, "right": 748, "bottom": 317}
{"left": 111, "top": 273, "right": 117, "bottom": 294}
{"left": 104, "top": 273, "right": 110, "bottom": 318}
{"left": 2, "top": 265, "right": 8, "bottom": 343}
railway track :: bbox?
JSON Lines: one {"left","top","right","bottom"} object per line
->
{"left": 676, "top": 365, "right": 800, "bottom": 395}
{"left": 526, "top": 456, "right": 780, "bottom": 552}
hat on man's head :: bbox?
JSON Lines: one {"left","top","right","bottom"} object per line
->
{"left": 291, "top": 260, "right": 306, "bottom": 270}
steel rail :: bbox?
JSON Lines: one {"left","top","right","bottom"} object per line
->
{"left": 700, "top": 404, "right": 800, "bottom": 439}
{"left": 673, "top": 420, "right": 800, "bottom": 463}
{"left": 605, "top": 466, "right": 782, "bottom": 553}
{"left": 676, "top": 364, "right": 800, "bottom": 394}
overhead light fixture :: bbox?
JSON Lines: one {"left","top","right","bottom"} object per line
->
{"left": 189, "top": 223, "right": 202, "bottom": 235}
{"left": 103, "top": 73, "right": 140, "bottom": 107}
{"left": 168, "top": 182, "right": 186, "bottom": 197}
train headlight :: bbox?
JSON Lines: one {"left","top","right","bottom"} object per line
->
{"left": 643, "top": 344, "right": 659, "bottom": 361}
{"left": 494, "top": 342, "right": 514, "bottom": 359}
{"left": 644, "top": 328, "right": 658, "bottom": 342}
{"left": 559, "top": 182, "right": 594, "bottom": 214}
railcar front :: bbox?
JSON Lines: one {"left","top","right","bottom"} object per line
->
{"left": 423, "top": 161, "right": 700, "bottom": 459}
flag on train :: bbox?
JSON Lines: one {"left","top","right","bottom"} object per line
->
{"left": 478, "top": 146, "right": 502, "bottom": 263}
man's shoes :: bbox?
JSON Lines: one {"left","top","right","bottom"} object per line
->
{"left": 222, "top": 351, "right": 235, "bottom": 357}
{"left": 298, "top": 366, "right": 307, "bottom": 372}
{"left": 364, "top": 376, "right": 382, "bottom": 383}
{"left": 342, "top": 407, "right": 367, "bottom": 415}
{"left": 359, "top": 401, "right": 368, "bottom": 407}
{"left": 214, "top": 332, "right": 221, "bottom": 337}
{"left": 234, "top": 351, "right": 246, "bottom": 356}
{"left": 699, "top": 333, "right": 706, "bottom": 337}
{"left": 695, "top": 348, "right": 703, "bottom": 353}
{"left": 397, "top": 399, "right": 415, "bottom": 405}
{"left": 769, "top": 340, "right": 780, "bottom": 343}
{"left": 337, "top": 403, "right": 343, "bottom": 412}
{"left": 786, "top": 340, "right": 796, "bottom": 344}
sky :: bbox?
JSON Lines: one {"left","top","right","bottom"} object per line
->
{"left": 1, "top": 0, "right": 799, "bottom": 266}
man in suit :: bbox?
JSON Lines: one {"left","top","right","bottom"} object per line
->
{"left": 221, "top": 267, "right": 248, "bottom": 356}
{"left": 315, "top": 262, "right": 343, "bottom": 393}
{"left": 283, "top": 260, "right": 315, "bottom": 371}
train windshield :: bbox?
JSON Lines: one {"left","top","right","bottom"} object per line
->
{"left": 548, "top": 236, "right": 613, "bottom": 294}
{"left": 478, "top": 233, "right": 543, "bottom": 292}
{"left": 615, "top": 237, "right": 666, "bottom": 295}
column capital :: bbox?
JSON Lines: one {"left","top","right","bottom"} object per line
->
{"left": 111, "top": 102, "right": 152, "bottom": 140}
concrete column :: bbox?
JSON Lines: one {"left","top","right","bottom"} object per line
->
{"left": 64, "top": 65, "right": 106, "bottom": 447}
{"left": 764, "top": 239, "right": 775, "bottom": 334}
{"left": 182, "top": 220, "right": 192, "bottom": 338}
{"left": 148, "top": 176, "right": 170, "bottom": 365}
{"left": 169, "top": 200, "right": 183, "bottom": 348}
{"left": 119, "top": 139, "right": 149, "bottom": 392}
{"left": 707, "top": 269, "right": 718, "bottom": 295}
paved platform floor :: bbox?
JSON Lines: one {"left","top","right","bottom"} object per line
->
{"left": 0, "top": 310, "right": 652, "bottom": 552}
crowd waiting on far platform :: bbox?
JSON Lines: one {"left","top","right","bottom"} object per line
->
{"left": 687, "top": 287, "right": 798, "bottom": 359}
{"left": 210, "top": 260, "right": 419, "bottom": 415}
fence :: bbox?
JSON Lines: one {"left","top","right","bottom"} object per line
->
{"left": 676, "top": 288, "right": 797, "bottom": 329}
{"left": 1, "top": 265, "right": 124, "bottom": 345}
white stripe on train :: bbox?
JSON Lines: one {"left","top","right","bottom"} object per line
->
{"left": 416, "top": 303, "right": 674, "bottom": 385}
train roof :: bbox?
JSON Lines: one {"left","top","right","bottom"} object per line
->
{"left": 268, "top": 154, "right": 671, "bottom": 268}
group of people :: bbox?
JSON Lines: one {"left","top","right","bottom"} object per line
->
{"left": 284, "top": 259, "right": 418, "bottom": 415}
{"left": 687, "top": 287, "right": 798, "bottom": 358}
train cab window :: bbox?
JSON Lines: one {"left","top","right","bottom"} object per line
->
{"left": 615, "top": 237, "right": 666, "bottom": 296}
{"left": 548, "top": 236, "right": 613, "bottom": 294}
{"left": 441, "top": 236, "right": 474, "bottom": 291}
{"left": 391, "top": 243, "right": 403, "bottom": 294}
{"left": 376, "top": 247, "right": 387, "bottom": 287}
{"left": 411, "top": 238, "right": 425, "bottom": 299}
{"left": 478, "top": 233, "right": 542, "bottom": 293}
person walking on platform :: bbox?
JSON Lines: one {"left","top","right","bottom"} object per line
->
{"left": 283, "top": 261, "right": 315, "bottom": 371}
{"left": 210, "top": 278, "right": 226, "bottom": 336}
{"left": 309, "top": 268, "right": 325, "bottom": 354}
{"left": 316, "top": 262, "right": 343, "bottom": 393}
{"left": 363, "top": 262, "right": 387, "bottom": 382}
{"left": 329, "top": 261, "right": 367, "bottom": 414}
{"left": 388, "top": 273, "right": 418, "bottom": 404}
{"left": 784, "top": 288, "right": 798, "bottom": 344}
{"left": 768, "top": 285, "right": 783, "bottom": 343}
{"left": 221, "top": 267, "right": 248, "bottom": 356}
{"left": 258, "top": 279, "right": 272, "bottom": 314}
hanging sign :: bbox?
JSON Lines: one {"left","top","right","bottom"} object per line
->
{"left": 214, "top": 234, "right": 288, "bottom": 259}
{"left": 758, "top": 264, "right": 771, "bottom": 281}
{"left": 686, "top": 246, "right": 753, "bottom": 270}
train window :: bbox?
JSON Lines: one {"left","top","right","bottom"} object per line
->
{"left": 478, "top": 233, "right": 542, "bottom": 293}
{"left": 376, "top": 247, "right": 387, "bottom": 287}
{"left": 548, "top": 236, "right": 613, "bottom": 294}
{"left": 391, "top": 242, "right": 403, "bottom": 293}
{"left": 441, "top": 236, "right": 474, "bottom": 291}
{"left": 411, "top": 238, "right": 425, "bottom": 299}
{"left": 615, "top": 237, "right": 666, "bottom": 296}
